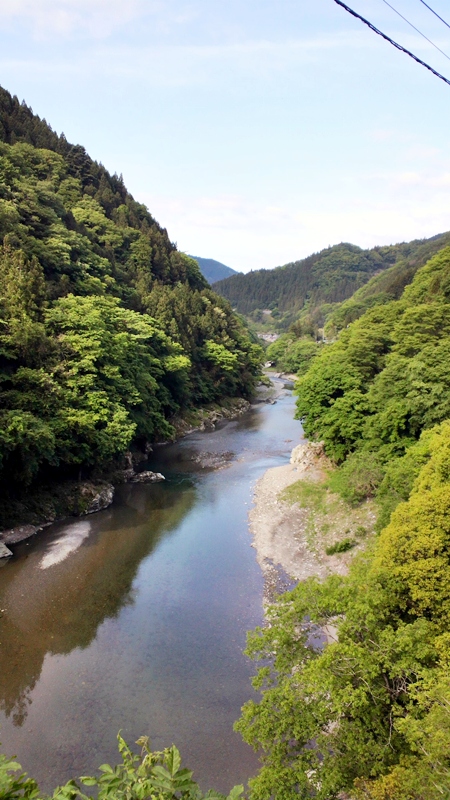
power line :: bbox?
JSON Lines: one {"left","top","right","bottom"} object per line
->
{"left": 380, "top": 0, "right": 450, "bottom": 61}
{"left": 332, "top": 0, "right": 450, "bottom": 87}
{"left": 418, "top": 0, "right": 450, "bottom": 32}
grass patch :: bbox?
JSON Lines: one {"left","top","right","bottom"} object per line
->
{"left": 279, "top": 473, "right": 377, "bottom": 561}
{"left": 282, "top": 479, "right": 328, "bottom": 512}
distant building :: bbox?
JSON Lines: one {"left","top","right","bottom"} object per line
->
{"left": 258, "top": 333, "right": 279, "bottom": 342}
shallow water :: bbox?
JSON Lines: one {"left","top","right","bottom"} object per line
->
{"left": 0, "top": 384, "right": 303, "bottom": 794}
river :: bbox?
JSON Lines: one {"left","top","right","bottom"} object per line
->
{"left": 0, "top": 381, "right": 303, "bottom": 794}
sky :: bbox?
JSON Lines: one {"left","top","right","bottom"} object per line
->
{"left": 1, "top": 0, "right": 450, "bottom": 272}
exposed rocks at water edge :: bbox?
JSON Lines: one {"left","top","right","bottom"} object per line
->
{"left": 169, "top": 397, "right": 251, "bottom": 439}
{"left": 0, "top": 396, "right": 253, "bottom": 550}
{"left": 0, "top": 472, "right": 165, "bottom": 552}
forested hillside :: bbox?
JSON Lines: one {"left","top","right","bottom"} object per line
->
{"left": 0, "top": 87, "right": 262, "bottom": 498}
{"left": 215, "top": 236, "right": 450, "bottom": 332}
{"left": 237, "top": 245, "right": 450, "bottom": 799}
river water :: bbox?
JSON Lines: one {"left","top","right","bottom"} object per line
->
{"left": 0, "top": 382, "right": 303, "bottom": 794}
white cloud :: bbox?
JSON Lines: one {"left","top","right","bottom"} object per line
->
{"left": 0, "top": 30, "right": 377, "bottom": 87}
{"left": 0, "top": 0, "right": 155, "bottom": 38}
{"left": 139, "top": 180, "right": 450, "bottom": 273}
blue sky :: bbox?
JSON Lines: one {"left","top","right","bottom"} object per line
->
{"left": 1, "top": 0, "right": 450, "bottom": 271}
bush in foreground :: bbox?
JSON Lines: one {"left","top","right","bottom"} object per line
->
{"left": 0, "top": 735, "right": 245, "bottom": 800}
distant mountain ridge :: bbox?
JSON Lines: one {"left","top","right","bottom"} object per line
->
{"left": 189, "top": 256, "right": 238, "bottom": 284}
{"left": 214, "top": 236, "right": 450, "bottom": 331}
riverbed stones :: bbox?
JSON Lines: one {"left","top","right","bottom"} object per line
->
{"left": 191, "top": 451, "right": 234, "bottom": 470}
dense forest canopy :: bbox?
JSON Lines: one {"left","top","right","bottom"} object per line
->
{"left": 236, "top": 244, "right": 450, "bottom": 799}
{"left": 3, "top": 84, "right": 450, "bottom": 800}
{"left": 295, "top": 245, "right": 450, "bottom": 464}
{"left": 0, "top": 86, "right": 262, "bottom": 496}
{"left": 215, "top": 235, "right": 450, "bottom": 334}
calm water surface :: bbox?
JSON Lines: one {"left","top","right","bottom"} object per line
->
{"left": 0, "top": 384, "right": 303, "bottom": 794}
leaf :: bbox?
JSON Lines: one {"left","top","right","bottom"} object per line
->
{"left": 227, "top": 786, "right": 244, "bottom": 800}
{"left": 167, "top": 745, "right": 181, "bottom": 777}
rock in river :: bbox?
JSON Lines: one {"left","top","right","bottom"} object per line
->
{"left": 79, "top": 482, "right": 115, "bottom": 515}
{"left": 129, "top": 470, "right": 165, "bottom": 483}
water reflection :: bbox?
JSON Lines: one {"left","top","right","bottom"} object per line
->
{"left": 0, "top": 481, "right": 197, "bottom": 726}
{"left": 39, "top": 521, "right": 92, "bottom": 569}
{"left": 0, "top": 388, "right": 303, "bottom": 794}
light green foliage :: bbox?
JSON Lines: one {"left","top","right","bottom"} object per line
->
{"left": 327, "top": 451, "right": 384, "bottom": 506}
{"left": 0, "top": 752, "right": 40, "bottom": 800}
{"left": 0, "top": 287, "right": 191, "bottom": 482}
{"left": 374, "top": 485, "right": 450, "bottom": 626}
{"left": 0, "top": 90, "right": 263, "bottom": 493}
{"left": 296, "top": 247, "right": 450, "bottom": 465}
{"left": 72, "top": 197, "right": 125, "bottom": 251}
{"left": 237, "top": 400, "right": 450, "bottom": 798}
{"left": 44, "top": 294, "right": 182, "bottom": 465}
{"left": 203, "top": 340, "right": 238, "bottom": 372}
{"left": 0, "top": 736, "right": 245, "bottom": 800}
{"left": 266, "top": 335, "right": 318, "bottom": 375}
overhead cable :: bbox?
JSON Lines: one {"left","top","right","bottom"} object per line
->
{"left": 332, "top": 0, "right": 450, "bottom": 87}
{"left": 380, "top": 0, "right": 450, "bottom": 61}
{"left": 418, "top": 0, "right": 450, "bottom": 32}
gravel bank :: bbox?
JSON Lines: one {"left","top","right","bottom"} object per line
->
{"left": 249, "top": 441, "right": 375, "bottom": 595}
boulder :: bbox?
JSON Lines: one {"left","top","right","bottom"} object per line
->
{"left": 79, "top": 482, "right": 115, "bottom": 514}
{"left": 290, "top": 441, "right": 327, "bottom": 467}
{"left": 129, "top": 471, "right": 165, "bottom": 483}
{"left": 0, "top": 542, "right": 13, "bottom": 558}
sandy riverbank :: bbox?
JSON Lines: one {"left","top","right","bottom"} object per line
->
{"left": 249, "top": 440, "right": 376, "bottom": 596}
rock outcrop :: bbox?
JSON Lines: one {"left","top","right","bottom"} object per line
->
{"left": 79, "top": 482, "right": 115, "bottom": 515}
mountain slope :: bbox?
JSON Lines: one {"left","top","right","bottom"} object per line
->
{"left": 189, "top": 255, "right": 238, "bottom": 283}
{"left": 0, "top": 86, "right": 262, "bottom": 496}
{"left": 214, "top": 237, "right": 450, "bottom": 331}
{"left": 324, "top": 231, "right": 450, "bottom": 335}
